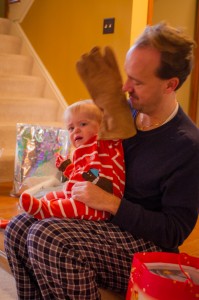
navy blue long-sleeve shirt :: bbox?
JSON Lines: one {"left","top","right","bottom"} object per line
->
{"left": 111, "top": 106, "right": 199, "bottom": 252}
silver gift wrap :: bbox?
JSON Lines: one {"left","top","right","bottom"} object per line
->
{"left": 12, "top": 123, "right": 69, "bottom": 196}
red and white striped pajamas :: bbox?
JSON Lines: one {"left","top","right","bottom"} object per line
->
{"left": 20, "top": 135, "right": 125, "bottom": 220}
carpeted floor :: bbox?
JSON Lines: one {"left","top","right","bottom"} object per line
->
{"left": 0, "top": 268, "right": 17, "bottom": 300}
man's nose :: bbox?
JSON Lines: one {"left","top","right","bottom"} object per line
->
{"left": 122, "top": 79, "right": 134, "bottom": 92}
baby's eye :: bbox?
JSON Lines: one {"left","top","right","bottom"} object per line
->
{"left": 80, "top": 122, "right": 87, "bottom": 127}
{"left": 68, "top": 126, "right": 74, "bottom": 132}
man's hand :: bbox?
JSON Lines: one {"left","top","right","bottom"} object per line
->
{"left": 71, "top": 181, "right": 121, "bottom": 215}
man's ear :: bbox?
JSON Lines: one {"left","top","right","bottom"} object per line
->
{"left": 165, "top": 77, "right": 180, "bottom": 93}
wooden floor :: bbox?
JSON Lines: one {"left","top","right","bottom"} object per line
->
{"left": 0, "top": 182, "right": 199, "bottom": 273}
{"left": 0, "top": 182, "right": 21, "bottom": 272}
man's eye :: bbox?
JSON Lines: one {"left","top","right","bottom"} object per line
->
{"left": 134, "top": 81, "right": 142, "bottom": 86}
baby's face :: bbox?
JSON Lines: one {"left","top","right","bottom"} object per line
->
{"left": 66, "top": 112, "right": 100, "bottom": 148}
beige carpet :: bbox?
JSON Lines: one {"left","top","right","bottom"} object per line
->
{"left": 0, "top": 268, "right": 17, "bottom": 300}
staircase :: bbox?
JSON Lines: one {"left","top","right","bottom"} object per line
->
{"left": 0, "top": 17, "right": 67, "bottom": 183}
{"left": 0, "top": 17, "right": 127, "bottom": 300}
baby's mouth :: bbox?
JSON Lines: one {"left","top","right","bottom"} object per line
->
{"left": 75, "top": 136, "right": 83, "bottom": 142}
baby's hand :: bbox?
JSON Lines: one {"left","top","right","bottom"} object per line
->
{"left": 55, "top": 153, "right": 65, "bottom": 169}
{"left": 55, "top": 153, "right": 71, "bottom": 172}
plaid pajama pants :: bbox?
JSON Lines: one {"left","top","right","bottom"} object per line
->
{"left": 4, "top": 213, "right": 162, "bottom": 300}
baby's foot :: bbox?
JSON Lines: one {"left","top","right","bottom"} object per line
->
{"left": 19, "top": 193, "right": 42, "bottom": 216}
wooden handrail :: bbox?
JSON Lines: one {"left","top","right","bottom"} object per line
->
{"left": 189, "top": 0, "right": 199, "bottom": 123}
{"left": 147, "top": 0, "right": 154, "bottom": 25}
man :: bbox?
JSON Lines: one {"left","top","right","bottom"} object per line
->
{"left": 5, "top": 22, "right": 199, "bottom": 299}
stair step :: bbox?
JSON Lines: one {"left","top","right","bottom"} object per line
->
{"left": 0, "top": 75, "right": 45, "bottom": 97}
{"left": 0, "top": 34, "right": 22, "bottom": 54}
{"left": 0, "top": 18, "right": 11, "bottom": 34}
{"left": 0, "top": 123, "right": 17, "bottom": 149}
{"left": 0, "top": 150, "right": 15, "bottom": 183}
{"left": 0, "top": 96, "right": 60, "bottom": 122}
{"left": 0, "top": 18, "right": 66, "bottom": 183}
{"left": 0, "top": 53, "right": 33, "bottom": 75}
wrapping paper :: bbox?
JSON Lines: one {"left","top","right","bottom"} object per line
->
{"left": 126, "top": 252, "right": 199, "bottom": 300}
{"left": 11, "top": 123, "right": 69, "bottom": 196}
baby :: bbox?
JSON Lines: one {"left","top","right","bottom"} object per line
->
{"left": 20, "top": 100, "right": 126, "bottom": 221}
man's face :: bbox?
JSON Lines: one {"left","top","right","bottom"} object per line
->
{"left": 123, "top": 46, "right": 169, "bottom": 114}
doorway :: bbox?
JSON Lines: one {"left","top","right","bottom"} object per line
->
{"left": 148, "top": 0, "right": 199, "bottom": 126}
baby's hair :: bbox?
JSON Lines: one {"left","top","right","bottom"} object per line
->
{"left": 64, "top": 99, "right": 102, "bottom": 124}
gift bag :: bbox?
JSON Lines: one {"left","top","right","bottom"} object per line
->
{"left": 126, "top": 252, "right": 199, "bottom": 300}
{"left": 11, "top": 123, "right": 70, "bottom": 196}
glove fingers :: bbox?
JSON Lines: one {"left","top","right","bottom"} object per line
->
{"left": 76, "top": 46, "right": 111, "bottom": 99}
{"left": 76, "top": 46, "right": 102, "bottom": 76}
{"left": 89, "top": 46, "right": 104, "bottom": 67}
{"left": 90, "top": 47, "right": 121, "bottom": 76}
{"left": 77, "top": 46, "right": 120, "bottom": 74}
{"left": 104, "top": 46, "right": 120, "bottom": 72}
{"left": 89, "top": 46, "right": 100, "bottom": 57}
{"left": 76, "top": 49, "right": 91, "bottom": 79}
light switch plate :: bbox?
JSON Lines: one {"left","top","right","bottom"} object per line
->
{"left": 103, "top": 18, "right": 115, "bottom": 34}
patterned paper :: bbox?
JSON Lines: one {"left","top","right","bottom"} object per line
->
{"left": 12, "top": 123, "right": 69, "bottom": 196}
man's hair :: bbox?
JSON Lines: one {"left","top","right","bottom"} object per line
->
{"left": 64, "top": 99, "right": 102, "bottom": 124}
{"left": 133, "top": 22, "right": 196, "bottom": 90}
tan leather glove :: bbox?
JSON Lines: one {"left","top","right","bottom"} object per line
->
{"left": 76, "top": 46, "right": 136, "bottom": 140}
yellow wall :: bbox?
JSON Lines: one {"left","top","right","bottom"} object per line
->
{"left": 130, "top": 0, "right": 149, "bottom": 44}
{"left": 20, "top": 0, "right": 197, "bottom": 113}
{"left": 152, "top": 0, "right": 197, "bottom": 114}
{"left": 21, "top": 0, "right": 149, "bottom": 104}
{"left": 21, "top": 0, "right": 132, "bottom": 104}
